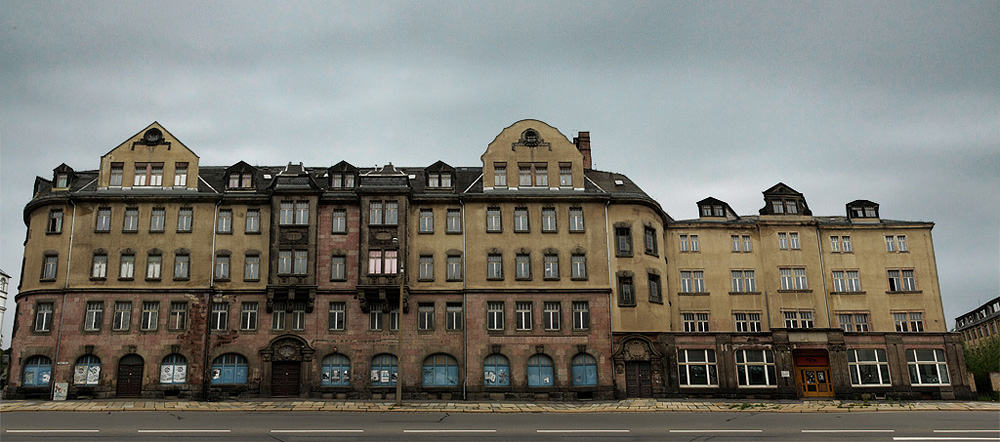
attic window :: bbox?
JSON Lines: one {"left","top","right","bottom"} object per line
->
{"left": 427, "top": 172, "right": 453, "bottom": 188}
{"left": 330, "top": 173, "right": 355, "bottom": 188}
{"left": 55, "top": 173, "right": 69, "bottom": 188}
{"left": 771, "top": 199, "right": 799, "bottom": 214}
{"left": 228, "top": 172, "right": 254, "bottom": 189}
{"left": 700, "top": 204, "right": 724, "bottom": 217}
{"left": 614, "top": 179, "right": 624, "bottom": 186}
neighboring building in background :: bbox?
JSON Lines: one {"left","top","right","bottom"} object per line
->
{"left": 5, "top": 120, "right": 973, "bottom": 401}
{"left": 955, "top": 296, "right": 1000, "bottom": 347}
{"left": 0, "top": 268, "right": 9, "bottom": 347}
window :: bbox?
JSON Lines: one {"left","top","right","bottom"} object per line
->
{"left": 240, "top": 302, "right": 258, "bottom": 330}
{"left": 216, "top": 209, "right": 232, "bottom": 233}
{"left": 518, "top": 163, "right": 548, "bottom": 187}
{"left": 113, "top": 301, "right": 131, "bottom": 331}
{"left": 291, "top": 302, "right": 306, "bottom": 331}
{"left": 886, "top": 235, "right": 908, "bottom": 252}
{"left": 513, "top": 207, "right": 529, "bottom": 232}
{"left": 95, "top": 207, "right": 112, "bottom": 232}
{"left": 141, "top": 301, "right": 159, "bottom": 330}
{"left": 778, "top": 232, "right": 788, "bottom": 249}
{"left": 272, "top": 301, "right": 286, "bottom": 330}
{"left": 293, "top": 250, "right": 308, "bottom": 274}
{"left": 243, "top": 255, "right": 260, "bottom": 281}
{"left": 369, "top": 308, "right": 382, "bottom": 331}
{"left": 486, "top": 254, "right": 502, "bottom": 280}
{"left": 446, "top": 209, "right": 462, "bottom": 233}
{"left": 616, "top": 227, "right": 632, "bottom": 256}
{"left": 321, "top": 354, "right": 350, "bottom": 386}
{"left": 832, "top": 270, "right": 861, "bottom": 292}
{"left": 370, "top": 354, "right": 398, "bottom": 386}
{"left": 572, "top": 301, "right": 590, "bottom": 329}
{"left": 418, "top": 303, "right": 434, "bottom": 330}
{"left": 644, "top": 226, "right": 657, "bottom": 255}
{"left": 446, "top": 302, "right": 463, "bottom": 330}
{"left": 121, "top": 207, "right": 140, "bottom": 232}
{"left": 91, "top": 254, "right": 108, "bottom": 279}
{"left": 680, "top": 270, "right": 705, "bottom": 293}
{"left": 830, "top": 235, "right": 852, "bottom": 252}
{"left": 678, "top": 349, "right": 718, "bottom": 387}
{"left": 838, "top": 312, "right": 870, "bottom": 332}
{"left": 888, "top": 269, "right": 917, "bottom": 291}
{"left": 330, "top": 255, "right": 346, "bottom": 281}
{"left": 683, "top": 312, "right": 711, "bottom": 332}
{"left": 214, "top": 255, "right": 230, "bottom": 280}
{"left": 109, "top": 163, "right": 124, "bottom": 187}
{"left": 368, "top": 201, "right": 383, "bottom": 225}
{"left": 389, "top": 307, "right": 399, "bottom": 331}
{"left": 47, "top": 209, "right": 63, "bottom": 233}
{"left": 176, "top": 207, "right": 192, "bottom": 232}
{"left": 22, "top": 356, "right": 52, "bottom": 387}
{"left": 783, "top": 310, "right": 814, "bottom": 328}
{"left": 486, "top": 207, "right": 501, "bottom": 232}
{"left": 679, "top": 234, "right": 699, "bottom": 252}
{"left": 734, "top": 312, "right": 762, "bottom": 332}
{"left": 169, "top": 302, "right": 187, "bottom": 330}
{"left": 571, "top": 254, "right": 587, "bottom": 279}
{"left": 569, "top": 208, "right": 584, "bottom": 232}
{"left": 559, "top": 164, "right": 573, "bottom": 187}
{"left": 292, "top": 201, "right": 308, "bottom": 225}
{"left": 427, "top": 172, "right": 452, "bottom": 188}
{"left": 484, "top": 354, "right": 510, "bottom": 386}
{"left": 516, "top": 301, "right": 533, "bottom": 330}
{"left": 245, "top": 209, "right": 260, "bottom": 233}
{"left": 55, "top": 173, "right": 69, "bottom": 188}
{"left": 541, "top": 208, "right": 557, "bottom": 232}
{"left": 161, "top": 354, "right": 187, "bottom": 385}
{"left": 119, "top": 253, "right": 135, "bottom": 279}
{"left": 732, "top": 235, "right": 752, "bottom": 252}
{"left": 211, "top": 354, "right": 248, "bottom": 384}
{"left": 894, "top": 312, "right": 924, "bottom": 332}
{"left": 173, "top": 163, "right": 188, "bottom": 186}
{"left": 280, "top": 202, "right": 294, "bottom": 225}
{"left": 543, "top": 302, "right": 561, "bottom": 330}
{"left": 279, "top": 251, "right": 293, "bottom": 274}
{"left": 618, "top": 276, "right": 635, "bottom": 306}
{"left": 897, "top": 235, "right": 908, "bottom": 252}
{"left": 84, "top": 301, "right": 103, "bottom": 331}
{"left": 134, "top": 163, "right": 164, "bottom": 186}
{"left": 419, "top": 209, "right": 434, "bottom": 233}
{"left": 146, "top": 254, "right": 162, "bottom": 280}
{"left": 771, "top": 199, "right": 799, "bottom": 214}
{"left": 735, "top": 349, "right": 776, "bottom": 386}
{"left": 34, "top": 303, "right": 54, "bottom": 332}
{"left": 731, "top": 270, "right": 756, "bottom": 293}
{"left": 331, "top": 209, "right": 347, "bottom": 233}
{"left": 742, "top": 235, "right": 753, "bottom": 252}
{"left": 411, "top": 255, "right": 431, "bottom": 281}
{"left": 648, "top": 274, "right": 662, "bottom": 303}
{"left": 779, "top": 267, "right": 808, "bottom": 290}
{"left": 515, "top": 254, "right": 531, "bottom": 280}
{"left": 173, "top": 254, "right": 190, "bottom": 280}
{"left": 211, "top": 302, "right": 228, "bottom": 331}
{"left": 487, "top": 301, "right": 504, "bottom": 331}
{"left": 384, "top": 201, "right": 398, "bottom": 225}
{"left": 848, "top": 349, "right": 891, "bottom": 386}
{"left": 326, "top": 302, "right": 346, "bottom": 331}
{"left": 527, "top": 354, "right": 554, "bottom": 387}
{"left": 493, "top": 163, "right": 507, "bottom": 188}
{"left": 41, "top": 254, "right": 58, "bottom": 280}
{"left": 789, "top": 232, "right": 800, "bottom": 249}
{"left": 907, "top": 349, "right": 950, "bottom": 385}
{"left": 446, "top": 255, "right": 462, "bottom": 281}
{"left": 422, "top": 354, "right": 459, "bottom": 386}
{"left": 543, "top": 254, "right": 559, "bottom": 279}
{"left": 331, "top": 173, "right": 355, "bottom": 188}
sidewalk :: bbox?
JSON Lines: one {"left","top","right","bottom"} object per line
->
{"left": 2, "top": 398, "right": 998, "bottom": 413}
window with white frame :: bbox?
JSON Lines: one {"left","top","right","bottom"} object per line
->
{"left": 211, "top": 302, "right": 228, "bottom": 331}
{"left": 734, "top": 312, "right": 762, "bottom": 332}
{"left": 446, "top": 255, "right": 462, "bottom": 281}
{"left": 272, "top": 301, "right": 286, "bottom": 330}
{"left": 618, "top": 276, "right": 635, "bottom": 306}
{"left": 515, "top": 254, "right": 531, "bottom": 280}
{"left": 886, "top": 235, "right": 908, "bottom": 252}
{"left": 169, "top": 302, "right": 187, "bottom": 330}
{"left": 418, "top": 209, "right": 433, "bottom": 233}
{"left": 486, "top": 254, "right": 502, "bottom": 280}
{"left": 838, "top": 312, "right": 870, "bottom": 332}
{"left": 573, "top": 301, "right": 590, "bottom": 329}
{"left": 571, "top": 253, "right": 587, "bottom": 279}
{"left": 543, "top": 302, "right": 560, "bottom": 330}
{"left": 446, "top": 208, "right": 462, "bottom": 233}
{"left": 569, "top": 207, "right": 584, "bottom": 232}
{"left": 887, "top": 269, "right": 916, "bottom": 291}
{"left": 906, "top": 349, "right": 950, "bottom": 385}
{"left": 119, "top": 253, "right": 135, "bottom": 279}
{"left": 214, "top": 254, "right": 230, "bottom": 280}
{"left": 832, "top": 270, "right": 861, "bottom": 292}
{"left": 418, "top": 303, "right": 434, "bottom": 330}
{"left": 173, "top": 254, "right": 190, "bottom": 280}
{"left": 678, "top": 349, "right": 718, "bottom": 387}
{"left": 830, "top": 235, "right": 853, "bottom": 253}
{"left": 150, "top": 207, "right": 165, "bottom": 233}
{"left": 90, "top": 253, "right": 108, "bottom": 279}
{"left": 779, "top": 267, "right": 808, "bottom": 290}
{"left": 648, "top": 274, "right": 662, "bottom": 303}
{"left": 446, "top": 303, "right": 462, "bottom": 330}
{"left": 848, "top": 349, "right": 891, "bottom": 386}
{"left": 291, "top": 302, "right": 306, "bottom": 331}
{"left": 239, "top": 302, "right": 258, "bottom": 330}
{"left": 173, "top": 163, "right": 188, "bottom": 186}
{"left": 47, "top": 209, "right": 64, "bottom": 234}
{"left": 487, "top": 301, "right": 504, "bottom": 331}
{"left": 894, "top": 312, "right": 924, "bottom": 332}
{"left": 486, "top": 207, "right": 501, "bottom": 232}
{"left": 515, "top": 301, "right": 532, "bottom": 330}
{"left": 146, "top": 254, "right": 162, "bottom": 280}
{"left": 110, "top": 163, "right": 124, "bottom": 187}
{"left": 514, "top": 207, "right": 529, "bottom": 232}
{"left": 384, "top": 201, "right": 398, "bottom": 225}
{"left": 778, "top": 232, "right": 788, "bottom": 249}
{"left": 141, "top": 301, "right": 159, "bottom": 330}
{"left": 96, "top": 207, "right": 112, "bottom": 232}
{"left": 615, "top": 227, "right": 632, "bottom": 256}
{"left": 644, "top": 226, "right": 657, "bottom": 255}
{"left": 216, "top": 209, "right": 232, "bottom": 233}
{"left": 331, "top": 209, "right": 347, "bottom": 233}
{"left": 680, "top": 270, "right": 705, "bottom": 293}
{"left": 735, "top": 349, "right": 776, "bottom": 386}
{"left": 518, "top": 163, "right": 547, "bottom": 187}
{"left": 543, "top": 254, "right": 559, "bottom": 279}
{"left": 84, "top": 301, "right": 103, "bottom": 331}
{"left": 245, "top": 209, "right": 260, "bottom": 233}
{"left": 41, "top": 254, "right": 58, "bottom": 280}
{"left": 244, "top": 255, "right": 260, "bottom": 281}
{"left": 559, "top": 164, "right": 572, "bottom": 187}
{"left": 123, "top": 207, "right": 139, "bottom": 232}
{"left": 682, "top": 312, "right": 710, "bottom": 332}
{"left": 416, "top": 255, "right": 432, "bottom": 281}
{"left": 731, "top": 270, "right": 756, "bottom": 293}
{"left": 176, "top": 207, "right": 192, "bottom": 232}
{"left": 34, "top": 303, "right": 54, "bottom": 332}
{"left": 328, "top": 302, "right": 345, "bottom": 330}
{"left": 679, "top": 234, "right": 699, "bottom": 252}
{"left": 493, "top": 163, "right": 507, "bottom": 188}
{"left": 113, "top": 301, "right": 131, "bottom": 331}
{"left": 783, "top": 310, "right": 814, "bottom": 328}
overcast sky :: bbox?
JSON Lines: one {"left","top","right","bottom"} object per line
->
{"left": 1, "top": 1, "right": 998, "bottom": 347}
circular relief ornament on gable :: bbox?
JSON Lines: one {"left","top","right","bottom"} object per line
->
{"left": 144, "top": 128, "right": 163, "bottom": 144}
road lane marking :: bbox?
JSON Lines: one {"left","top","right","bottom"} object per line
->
{"left": 137, "top": 429, "right": 231, "bottom": 433}
{"left": 537, "top": 429, "right": 630, "bottom": 433}
{"left": 934, "top": 431, "right": 1000, "bottom": 433}
{"left": 7, "top": 430, "right": 101, "bottom": 433}
{"left": 403, "top": 429, "right": 497, "bottom": 433}
{"left": 271, "top": 429, "right": 365, "bottom": 433}
{"left": 803, "top": 429, "right": 895, "bottom": 433}
{"left": 670, "top": 429, "right": 763, "bottom": 433}
{"left": 893, "top": 438, "right": 1000, "bottom": 441}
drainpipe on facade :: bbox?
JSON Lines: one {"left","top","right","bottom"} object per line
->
{"left": 51, "top": 200, "right": 76, "bottom": 399}
{"left": 202, "top": 199, "right": 221, "bottom": 400}
{"left": 603, "top": 200, "right": 614, "bottom": 393}
{"left": 461, "top": 200, "right": 467, "bottom": 400}
{"left": 816, "top": 229, "right": 832, "bottom": 327}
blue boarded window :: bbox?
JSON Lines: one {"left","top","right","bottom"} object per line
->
{"left": 422, "top": 353, "right": 459, "bottom": 386}
{"left": 211, "top": 353, "right": 248, "bottom": 384}
{"left": 74, "top": 354, "right": 102, "bottom": 386}
{"left": 321, "top": 354, "right": 351, "bottom": 386}
{"left": 527, "top": 354, "right": 554, "bottom": 387}
{"left": 484, "top": 354, "right": 510, "bottom": 387}
{"left": 23, "top": 355, "right": 52, "bottom": 387}
{"left": 571, "top": 353, "right": 598, "bottom": 386}
{"left": 370, "top": 353, "right": 398, "bottom": 386}
{"left": 160, "top": 354, "right": 187, "bottom": 385}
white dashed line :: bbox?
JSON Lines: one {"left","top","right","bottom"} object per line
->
{"left": 271, "top": 429, "right": 365, "bottom": 433}
{"left": 670, "top": 429, "right": 763, "bottom": 433}
{"left": 6, "top": 430, "right": 100, "bottom": 433}
{"left": 537, "top": 429, "right": 630, "bottom": 433}
{"left": 803, "top": 429, "right": 895, "bottom": 433}
{"left": 403, "top": 429, "right": 497, "bottom": 433}
{"left": 137, "top": 429, "right": 231, "bottom": 433}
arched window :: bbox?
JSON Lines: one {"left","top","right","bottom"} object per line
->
{"left": 160, "top": 354, "right": 187, "bottom": 385}
{"left": 527, "top": 354, "right": 554, "bottom": 387}
{"left": 321, "top": 354, "right": 351, "bottom": 386}
{"left": 484, "top": 354, "right": 510, "bottom": 387}
{"left": 571, "top": 353, "right": 598, "bottom": 386}
{"left": 211, "top": 353, "right": 248, "bottom": 384}
{"left": 74, "top": 355, "right": 101, "bottom": 385}
{"left": 422, "top": 353, "right": 459, "bottom": 387}
{"left": 23, "top": 355, "right": 52, "bottom": 387}
{"left": 370, "top": 354, "right": 397, "bottom": 386}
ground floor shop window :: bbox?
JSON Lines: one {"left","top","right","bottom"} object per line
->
{"left": 527, "top": 354, "right": 554, "bottom": 387}
{"left": 160, "top": 354, "right": 187, "bottom": 385}
{"left": 22, "top": 355, "right": 52, "bottom": 387}
{"left": 370, "top": 354, "right": 398, "bottom": 386}
{"left": 735, "top": 349, "right": 776, "bottom": 387}
{"left": 321, "top": 354, "right": 350, "bottom": 386}
{"left": 422, "top": 353, "right": 459, "bottom": 386}
{"left": 847, "top": 349, "right": 891, "bottom": 386}
{"left": 678, "top": 349, "right": 718, "bottom": 387}
{"left": 906, "top": 349, "right": 950, "bottom": 385}
{"left": 74, "top": 355, "right": 101, "bottom": 385}
{"left": 571, "top": 353, "right": 597, "bottom": 386}
{"left": 484, "top": 354, "right": 510, "bottom": 387}
{"left": 211, "top": 353, "right": 248, "bottom": 384}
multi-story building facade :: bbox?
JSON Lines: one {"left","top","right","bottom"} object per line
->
{"left": 1, "top": 268, "right": 9, "bottom": 346}
{"left": 955, "top": 297, "right": 1000, "bottom": 347}
{"left": 7, "top": 120, "right": 972, "bottom": 401}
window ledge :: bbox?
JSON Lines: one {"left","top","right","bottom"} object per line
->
{"left": 45, "top": 231, "right": 63, "bottom": 235}
{"left": 618, "top": 303, "right": 637, "bottom": 308}
{"left": 678, "top": 292, "right": 711, "bottom": 296}
{"left": 776, "top": 289, "right": 812, "bottom": 294}
{"left": 729, "top": 291, "right": 762, "bottom": 296}
{"left": 831, "top": 291, "right": 867, "bottom": 295}
{"left": 445, "top": 231, "right": 463, "bottom": 235}
{"left": 887, "top": 290, "right": 923, "bottom": 294}
{"left": 244, "top": 231, "right": 261, "bottom": 235}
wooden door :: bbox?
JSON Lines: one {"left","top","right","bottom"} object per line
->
{"left": 116, "top": 355, "right": 144, "bottom": 397}
{"left": 797, "top": 367, "right": 833, "bottom": 397}
{"left": 271, "top": 361, "right": 301, "bottom": 397}
{"left": 624, "top": 361, "right": 652, "bottom": 397}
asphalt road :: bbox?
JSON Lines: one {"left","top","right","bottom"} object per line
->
{"left": 2, "top": 411, "right": 998, "bottom": 441}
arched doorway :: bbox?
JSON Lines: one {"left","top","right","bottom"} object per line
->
{"left": 116, "top": 354, "right": 144, "bottom": 397}
{"left": 613, "top": 336, "right": 663, "bottom": 398}
{"left": 260, "top": 335, "right": 315, "bottom": 397}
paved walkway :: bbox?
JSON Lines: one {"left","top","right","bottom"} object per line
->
{"left": 2, "top": 398, "right": 998, "bottom": 413}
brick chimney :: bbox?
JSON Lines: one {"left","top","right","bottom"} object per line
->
{"left": 574, "top": 131, "right": 592, "bottom": 170}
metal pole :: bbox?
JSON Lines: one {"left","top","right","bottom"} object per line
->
{"left": 396, "top": 264, "right": 404, "bottom": 405}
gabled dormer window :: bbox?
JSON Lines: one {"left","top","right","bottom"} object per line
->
{"left": 55, "top": 173, "right": 69, "bottom": 188}
{"left": 846, "top": 200, "right": 880, "bottom": 220}
{"left": 227, "top": 172, "right": 254, "bottom": 189}
{"left": 330, "top": 173, "right": 356, "bottom": 188}
{"left": 760, "top": 183, "right": 811, "bottom": 216}
{"left": 53, "top": 164, "right": 75, "bottom": 189}
{"left": 427, "top": 172, "right": 453, "bottom": 188}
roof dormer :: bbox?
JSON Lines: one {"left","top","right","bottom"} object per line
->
{"left": 759, "top": 183, "right": 812, "bottom": 216}
{"left": 225, "top": 161, "right": 257, "bottom": 191}
{"left": 98, "top": 122, "right": 199, "bottom": 191}
{"left": 481, "top": 120, "right": 586, "bottom": 191}
{"left": 52, "top": 164, "right": 75, "bottom": 190}
{"left": 327, "top": 161, "right": 359, "bottom": 189}
{"left": 847, "top": 200, "right": 880, "bottom": 222}
{"left": 697, "top": 197, "right": 739, "bottom": 220}
{"left": 425, "top": 160, "right": 455, "bottom": 190}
